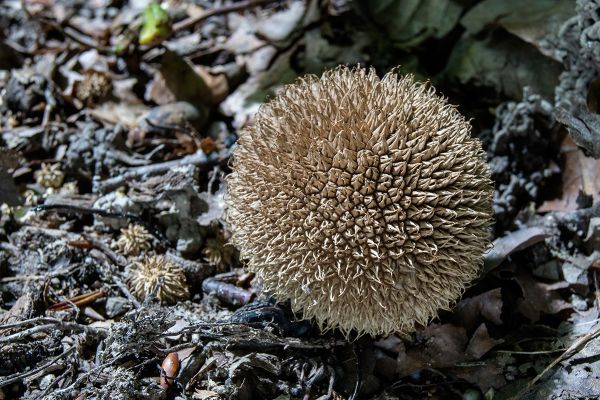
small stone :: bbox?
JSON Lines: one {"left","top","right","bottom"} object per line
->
{"left": 463, "top": 388, "right": 481, "bottom": 400}
{"left": 105, "top": 296, "right": 131, "bottom": 318}
{"left": 39, "top": 374, "right": 55, "bottom": 390}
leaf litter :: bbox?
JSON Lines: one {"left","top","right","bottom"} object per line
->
{"left": 0, "top": 0, "right": 599, "bottom": 399}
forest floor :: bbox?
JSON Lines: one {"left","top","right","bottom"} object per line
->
{"left": 1, "top": 0, "right": 600, "bottom": 399}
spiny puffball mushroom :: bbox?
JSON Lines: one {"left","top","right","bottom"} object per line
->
{"left": 35, "top": 163, "right": 65, "bottom": 188}
{"left": 203, "top": 233, "right": 236, "bottom": 270}
{"left": 116, "top": 224, "right": 153, "bottom": 256}
{"left": 226, "top": 66, "right": 494, "bottom": 337}
{"left": 126, "top": 255, "right": 189, "bottom": 304}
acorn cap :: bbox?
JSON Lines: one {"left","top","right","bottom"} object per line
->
{"left": 226, "top": 66, "right": 494, "bottom": 337}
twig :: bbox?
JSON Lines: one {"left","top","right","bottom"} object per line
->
{"left": 511, "top": 324, "right": 600, "bottom": 399}
{"left": 0, "top": 319, "right": 107, "bottom": 344}
{"left": 97, "top": 151, "right": 211, "bottom": 192}
{"left": 0, "top": 316, "right": 75, "bottom": 330}
{"left": 32, "top": 204, "right": 167, "bottom": 244}
{"left": 51, "top": 358, "right": 121, "bottom": 396}
{"left": 82, "top": 235, "right": 128, "bottom": 267}
{"left": 112, "top": 275, "right": 142, "bottom": 309}
{"left": 0, "top": 347, "right": 75, "bottom": 388}
{"left": 173, "top": 0, "right": 279, "bottom": 32}
{"left": 529, "top": 324, "right": 600, "bottom": 386}
{"left": 38, "top": 362, "right": 76, "bottom": 397}
{"left": 48, "top": 288, "right": 108, "bottom": 311}
{"left": 33, "top": 204, "right": 144, "bottom": 226}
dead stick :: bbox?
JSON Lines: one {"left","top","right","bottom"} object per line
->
{"left": 529, "top": 324, "right": 600, "bottom": 387}
{"left": 0, "top": 347, "right": 75, "bottom": 388}
{"left": 0, "top": 321, "right": 107, "bottom": 344}
{"left": 510, "top": 324, "right": 600, "bottom": 399}
{"left": 97, "top": 151, "right": 211, "bottom": 192}
{"left": 173, "top": 0, "right": 278, "bottom": 32}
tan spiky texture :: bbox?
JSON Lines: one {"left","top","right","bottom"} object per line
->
{"left": 226, "top": 66, "right": 493, "bottom": 337}
{"left": 116, "top": 224, "right": 153, "bottom": 256}
{"left": 35, "top": 163, "right": 64, "bottom": 188}
{"left": 203, "top": 234, "right": 236, "bottom": 270}
{"left": 126, "top": 255, "right": 189, "bottom": 304}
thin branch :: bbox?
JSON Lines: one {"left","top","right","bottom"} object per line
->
{"left": 173, "top": 0, "right": 279, "bottom": 32}
{"left": 97, "top": 151, "right": 212, "bottom": 192}
{"left": 0, "top": 347, "right": 75, "bottom": 388}
{"left": 0, "top": 320, "right": 107, "bottom": 344}
{"left": 528, "top": 324, "right": 600, "bottom": 387}
{"left": 32, "top": 204, "right": 167, "bottom": 243}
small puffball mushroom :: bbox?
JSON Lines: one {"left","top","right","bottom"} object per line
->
{"left": 35, "top": 163, "right": 65, "bottom": 188}
{"left": 116, "top": 224, "right": 153, "bottom": 256}
{"left": 126, "top": 255, "right": 189, "bottom": 304}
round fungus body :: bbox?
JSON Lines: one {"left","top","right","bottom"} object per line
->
{"left": 126, "top": 255, "right": 189, "bottom": 304}
{"left": 226, "top": 66, "right": 494, "bottom": 337}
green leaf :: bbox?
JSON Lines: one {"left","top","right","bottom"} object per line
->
{"left": 442, "top": 31, "right": 563, "bottom": 99}
{"left": 460, "top": 0, "right": 574, "bottom": 53}
{"left": 139, "top": 2, "right": 172, "bottom": 46}
{"left": 354, "top": 0, "right": 464, "bottom": 48}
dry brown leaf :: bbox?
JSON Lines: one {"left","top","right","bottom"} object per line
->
{"left": 465, "top": 323, "right": 503, "bottom": 359}
{"left": 539, "top": 135, "right": 600, "bottom": 212}
{"left": 196, "top": 66, "right": 229, "bottom": 105}
{"left": 374, "top": 334, "right": 404, "bottom": 354}
{"left": 397, "top": 323, "right": 468, "bottom": 376}
{"left": 484, "top": 227, "right": 549, "bottom": 272}
{"left": 452, "top": 361, "right": 507, "bottom": 392}
{"left": 453, "top": 288, "right": 504, "bottom": 331}
{"left": 515, "top": 270, "right": 571, "bottom": 322}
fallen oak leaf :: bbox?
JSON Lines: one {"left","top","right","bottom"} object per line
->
{"left": 515, "top": 270, "right": 571, "bottom": 322}
{"left": 453, "top": 288, "right": 503, "bottom": 331}
{"left": 539, "top": 134, "right": 600, "bottom": 212}
{"left": 483, "top": 226, "right": 549, "bottom": 273}
{"left": 465, "top": 323, "right": 504, "bottom": 360}
{"left": 397, "top": 323, "right": 468, "bottom": 376}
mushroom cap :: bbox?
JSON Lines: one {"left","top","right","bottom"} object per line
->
{"left": 226, "top": 66, "right": 494, "bottom": 337}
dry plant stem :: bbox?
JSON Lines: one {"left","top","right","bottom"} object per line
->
{"left": 51, "top": 358, "right": 122, "bottom": 396}
{"left": 0, "top": 347, "right": 75, "bottom": 388}
{"left": 522, "top": 324, "right": 600, "bottom": 393}
{"left": 173, "top": 0, "right": 279, "bottom": 32}
{"left": 83, "top": 234, "right": 128, "bottom": 267}
{"left": 112, "top": 275, "right": 142, "bottom": 308}
{"left": 97, "top": 151, "right": 210, "bottom": 192}
{"left": 0, "top": 316, "right": 83, "bottom": 330}
{"left": 202, "top": 277, "right": 255, "bottom": 306}
{"left": 0, "top": 318, "right": 107, "bottom": 344}
{"left": 38, "top": 362, "right": 76, "bottom": 397}
{"left": 49, "top": 288, "right": 107, "bottom": 311}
